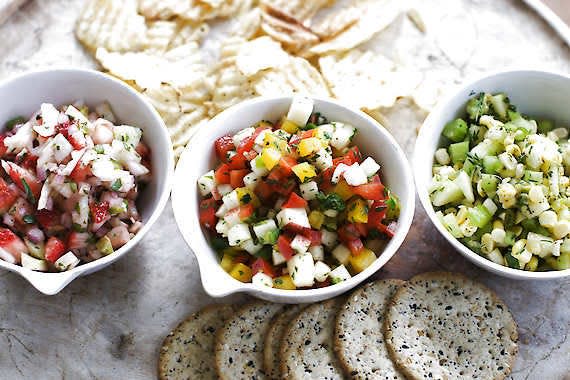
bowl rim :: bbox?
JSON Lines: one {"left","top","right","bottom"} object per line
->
{"left": 414, "top": 69, "right": 570, "bottom": 280}
{"left": 0, "top": 68, "right": 175, "bottom": 291}
{"left": 172, "top": 95, "right": 416, "bottom": 301}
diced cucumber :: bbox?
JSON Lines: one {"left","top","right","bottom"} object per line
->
{"left": 449, "top": 141, "right": 469, "bottom": 164}
{"left": 470, "top": 139, "right": 501, "bottom": 159}
{"left": 442, "top": 118, "right": 468, "bottom": 142}
{"left": 489, "top": 93, "right": 509, "bottom": 120}
{"left": 480, "top": 174, "right": 499, "bottom": 196}
{"left": 482, "top": 156, "right": 503, "bottom": 174}
{"left": 453, "top": 170, "right": 474, "bottom": 203}
{"left": 96, "top": 236, "right": 114, "bottom": 255}
{"left": 523, "top": 170, "right": 543, "bottom": 184}
{"left": 466, "top": 92, "right": 489, "bottom": 121}
{"left": 430, "top": 180, "right": 464, "bottom": 207}
{"left": 468, "top": 205, "right": 492, "bottom": 228}
{"left": 442, "top": 213, "right": 463, "bottom": 238}
{"left": 537, "top": 119, "right": 555, "bottom": 134}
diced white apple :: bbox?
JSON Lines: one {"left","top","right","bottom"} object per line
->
{"left": 276, "top": 208, "right": 310, "bottom": 228}
{"left": 54, "top": 251, "right": 80, "bottom": 271}
{"left": 253, "top": 219, "right": 278, "bottom": 244}
{"left": 65, "top": 105, "right": 90, "bottom": 126}
{"left": 331, "top": 123, "right": 356, "bottom": 150}
{"left": 217, "top": 184, "right": 233, "bottom": 196}
{"left": 250, "top": 156, "right": 269, "bottom": 176}
{"left": 299, "top": 181, "right": 319, "bottom": 200}
{"left": 331, "top": 163, "right": 349, "bottom": 184}
{"left": 272, "top": 248, "right": 287, "bottom": 266}
{"left": 314, "top": 148, "right": 333, "bottom": 170}
{"left": 343, "top": 163, "right": 367, "bottom": 186}
{"left": 287, "top": 253, "right": 315, "bottom": 288}
{"left": 243, "top": 172, "right": 259, "bottom": 190}
{"left": 113, "top": 125, "right": 142, "bottom": 147}
{"left": 332, "top": 244, "right": 351, "bottom": 265}
{"left": 198, "top": 170, "right": 216, "bottom": 196}
{"left": 232, "top": 127, "right": 255, "bottom": 147}
{"left": 215, "top": 220, "right": 229, "bottom": 236}
{"left": 308, "top": 245, "right": 324, "bottom": 261}
{"left": 35, "top": 103, "right": 59, "bottom": 136}
{"left": 286, "top": 96, "right": 313, "bottom": 127}
{"left": 252, "top": 272, "right": 273, "bottom": 288}
{"left": 240, "top": 239, "right": 262, "bottom": 254}
{"left": 313, "top": 261, "right": 331, "bottom": 282}
{"left": 329, "top": 265, "right": 351, "bottom": 283}
{"left": 290, "top": 234, "right": 311, "bottom": 254}
{"left": 215, "top": 204, "right": 228, "bottom": 218}
{"left": 223, "top": 209, "right": 242, "bottom": 228}
{"left": 21, "top": 253, "right": 48, "bottom": 272}
{"left": 51, "top": 133, "right": 73, "bottom": 163}
{"left": 360, "top": 157, "right": 380, "bottom": 177}
{"left": 227, "top": 223, "right": 251, "bottom": 246}
{"left": 321, "top": 230, "right": 338, "bottom": 248}
{"left": 222, "top": 190, "right": 240, "bottom": 209}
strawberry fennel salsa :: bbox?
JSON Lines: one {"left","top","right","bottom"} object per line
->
{"left": 0, "top": 102, "right": 151, "bottom": 272}
{"left": 197, "top": 97, "right": 400, "bottom": 290}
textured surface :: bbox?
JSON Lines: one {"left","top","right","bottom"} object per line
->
{"left": 158, "top": 304, "right": 236, "bottom": 380}
{"left": 384, "top": 272, "right": 518, "bottom": 380}
{"left": 215, "top": 301, "right": 284, "bottom": 380}
{"left": 335, "top": 279, "right": 406, "bottom": 380}
{"left": 0, "top": 1, "right": 569, "bottom": 379}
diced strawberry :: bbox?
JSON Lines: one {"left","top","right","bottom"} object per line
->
{"left": 254, "top": 180, "right": 273, "bottom": 201}
{"left": 227, "top": 153, "right": 248, "bottom": 170}
{"left": 298, "top": 130, "right": 315, "bottom": 139}
{"left": 275, "top": 156, "right": 298, "bottom": 177}
{"left": 242, "top": 150, "right": 258, "bottom": 161}
{"left": 352, "top": 182, "right": 385, "bottom": 200}
{"left": 90, "top": 201, "right": 110, "bottom": 224}
{"left": 271, "top": 178, "right": 296, "bottom": 197}
{"left": 277, "top": 235, "right": 295, "bottom": 261}
{"left": 214, "top": 135, "right": 235, "bottom": 162}
{"left": 70, "top": 162, "right": 92, "bottom": 182}
{"left": 305, "top": 229, "right": 322, "bottom": 246}
{"left": 20, "top": 154, "right": 38, "bottom": 171}
{"left": 354, "top": 223, "right": 368, "bottom": 237}
{"left": 0, "top": 135, "right": 7, "bottom": 157}
{"left": 237, "top": 127, "right": 270, "bottom": 154}
{"left": 230, "top": 169, "right": 249, "bottom": 188}
{"left": 215, "top": 163, "right": 231, "bottom": 184}
{"left": 1, "top": 160, "right": 41, "bottom": 200}
{"left": 199, "top": 198, "right": 218, "bottom": 230}
{"left": 338, "top": 224, "right": 360, "bottom": 243}
{"left": 282, "top": 192, "right": 307, "bottom": 209}
{"left": 45, "top": 236, "right": 66, "bottom": 263}
{"left": 0, "top": 178, "right": 18, "bottom": 214}
{"left": 67, "top": 231, "right": 90, "bottom": 250}
{"left": 0, "top": 227, "right": 27, "bottom": 264}
{"left": 347, "top": 238, "right": 364, "bottom": 255}
{"left": 251, "top": 258, "right": 276, "bottom": 277}
{"left": 36, "top": 209, "right": 61, "bottom": 229}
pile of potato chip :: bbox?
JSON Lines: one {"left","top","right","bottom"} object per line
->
{"left": 75, "top": 0, "right": 428, "bottom": 158}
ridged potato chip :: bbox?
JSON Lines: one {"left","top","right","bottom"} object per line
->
{"left": 145, "top": 21, "right": 209, "bottom": 53}
{"left": 261, "top": 0, "right": 333, "bottom": 21}
{"left": 260, "top": 10, "right": 320, "bottom": 53}
{"left": 235, "top": 36, "right": 288, "bottom": 76}
{"left": 139, "top": 0, "right": 254, "bottom": 22}
{"left": 76, "top": 0, "right": 147, "bottom": 52}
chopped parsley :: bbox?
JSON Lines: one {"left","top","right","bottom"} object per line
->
{"left": 111, "top": 179, "right": 122, "bottom": 191}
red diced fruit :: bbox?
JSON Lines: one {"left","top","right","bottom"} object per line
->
{"left": 1, "top": 160, "right": 41, "bottom": 200}
{"left": 376, "top": 221, "right": 397, "bottom": 238}
{"left": 352, "top": 182, "right": 385, "bottom": 201}
{"left": 90, "top": 201, "right": 110, "bottom": 224}
{"left": 338, "top": 224, "right": 360, "bottom": 243}
{"left": 276, "top": 156, "right": 298, "bottom": 176}
{"left": 354, "top": 223, "right": 368, "bottom": 237}
{"left": 199, "top": 198, "right": 218, "bottom": 230}
{"left": 0, "top": 135, "right": 7, "bottom": 157}
{"left": 214, "top": 135, "right": 235, "bottom": 162}
{"left": 215, "top": 164, "right": 231, "bottom": 184}
{"left": 345, "top": 146, "right": 362, "bottom": 164}
{"left": 230, "top": 169, "right": 249, "bottom": 188}
{"left": 227, "top": 152, "right": 248, "bottom": 170}
{"left": 305, "top": 229, "right": 322, "bottom": 246}
{"left": 0, "top": 227, "right": 27, "bottom": 264}
{"left": 36, "top": 209, "right": 60, "bottom": 229}
{"left": 282, "top": 192, "right": 307, "bottom": 209}
{"left": 238, "top": 204, "right": 254, "bottom": 220}
{"left": 45, "top": 236, "right": 66, "bottom": 263}
{"left": 277, "top": 235, "right": 295, "bottom": 261}
{"left": 251, "top": 258, "right": 276, "bottom": 277}
{"left": 67, "top": 231, "right": 89, "bottom": 250}
{"left": 367, "top": 200, "right": 387, "bottom": 228}
{"left": 254, "top": 180, "right": 273, "bottom": 201}
{"left": 70, "top": 162, "right": 92, "bottom": 182}
{"left": 0, "top": 178, "right": 18, "bottom": 214}
{"left": 347, "top": 238, "right": 364, "bottom": 255}
{"left": 237, "top": 127, "right": 269, "bottom": 154}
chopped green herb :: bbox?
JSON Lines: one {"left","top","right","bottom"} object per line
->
{"left": 5, "top": 116, "right": 25, "bottom": 131}
{"left": 21, "top": 178, "right": 35, "bottom": 204}
{"left": 23, "top": 215, "right": 35, "bottom": 224}
{"left": 111, "top": 179, "right": 122, "bottom": 191}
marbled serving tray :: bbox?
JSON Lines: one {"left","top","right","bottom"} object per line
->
{"left": 0, "top": 0, "right": 569, "bottom": 379}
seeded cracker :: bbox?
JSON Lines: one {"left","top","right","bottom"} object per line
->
{"left": 158, "top": 304, "right": 236, "bottom": 380}
{"left": 384, "top": 272, "right": 518, "bottom": 380}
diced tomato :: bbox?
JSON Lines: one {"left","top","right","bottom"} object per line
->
{"left": 282, "top": 192, "right": 307, "bottom": 209}
{"left": 90, "top": 201, "right": 110, "bottom": 224}
{"left": 45, "top": 236, "right": 66, "bottom": 263}
{"left": 376, "top": 221, "right": 397, "bottom": 238}
{"left": 345, "top": 146, "right": 362, "bottom": 164}
{"left": 70, "top": 162, "right": 91, "bottom": 182}
{"left": 275, "top": 156, "right": 298, "bottom": 176}
{"left": 283, "top": 223, "right": 306, "bottom": 234}
{"left": 0, "top": 227, "right": 26, "bottom": 263}
{"left": 0, "top": 178, "right": 17, "bottom": 214}
{"left": 20, "top": 154, "right": 38, "bottom": 171}
{"left": 370, "top": 174, "right": 382, "bottom": 184}
{"left": 305, "top": 229, "right": 322, "bottom": 246}
{"left": 265, "top": 170, "right": 283, "bottom": 186}
{"left": 35, "top": 209, "right": 60, "bottom": 229}
{"left": 0, "top": 135, "right": 7, "bottom": 157}
{"left": 254, "top": 180, "right": 273, "bottom": 201}
{"left": 238, "top": 203, "right": 255, "bottom": 220}
{"left": 1, "top": 160, "right": 41, "bottom": 200}
{"left": 237, "top": 127, "right": 269, "bottom": 154}
{"left": 227, "top": 152, "right": 248, "bottom": 170}
{"left": 347, "top": 238, "right": 364, "bottom": 255}
{"left": 299, "top": 130, "right": 314, "bottom": 139}
{"left": 277, "top": 235, "right": 295, "bottom": 261}
{"left": 272, "top": 178, "right": 296, "bottom": 197}
{"left": 199, "top": 198, "right": 218, "bottom": 229}
{"left": 367, "top": 200, "right": 387, "bottom": 228}
{"left": 230, "top": 169, "right": 248, "bottom": 188}
{"left": 251, "top": 258, "right": 276, "bottom": 277}
{"left": 338, "top": 223, "right": 360, "bottom": 243}
{"left": 354, "top": 223, "right": 368, "bottom": 237}
{"left": 214, "top": 135, "right": 235, "bottom": 162}
{"left": 214, "top": 163, "right": 231, "bottom": 184}
{"left": 317, "top": 167, "right": 334, "bottom": 191}
{"left": 352, "top": 182, "right": 385, "bottom": 200}
{"left": 243, "top": 150, "right": 258, "bottom": 161}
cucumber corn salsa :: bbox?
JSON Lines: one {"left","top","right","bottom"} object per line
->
{"left": 198, "top": 97, "right": 400, "bottom": 289}
{"left": 0, "top": 102, "right": 151, "bottom": 272}
{"left": 431, "top": 92, "right": 570, "bottom": 271}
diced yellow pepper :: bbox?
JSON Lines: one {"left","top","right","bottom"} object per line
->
{"left": 292, "top": 162, "right": 317, "bottom": 182}
{"left": 228, "top": 263, "right": 253, "bottom": 283}
{"left": 220, "top": 253, "right": 235, "bottom": 272}
{"left": 298, "top": 137, "right": 323, "bottom": 157}
{"left": 349, "top": 248, "right": 377, "bottom": 274}
{"left": 236, "top": 187, "right": 260, "bottom": 206}
{"left": 281, "top": 119, "right": 299, "bottom": 134}
{"left": 333, "top": 180, "right": 354, "bottom": 201}
{"left": 347, "top": 197, "right": 369, "bottom": 223}
{"left": 264, "top": 133, "right": 289, "bottom": 154}
{"left": 309, "top": 210, "right": 325, "bottom": 230}
{"left": 261, "top": 147, "right": 282, "bottom": 170}
{"left": 273, "top": 275, "right": 296, "bottom": 290}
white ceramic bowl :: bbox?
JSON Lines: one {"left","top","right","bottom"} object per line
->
{"left": 172, "top": 97, "right": 415, "bottom": 303}
{"left": 415, "top": 70, "right": 570, "bottom": 280}
{"left": 0, "top": 69, "right": 174, "bottom": 294}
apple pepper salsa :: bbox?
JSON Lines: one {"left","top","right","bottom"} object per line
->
{"left": 197, "top": 97, "right": 400, "bottom": 289}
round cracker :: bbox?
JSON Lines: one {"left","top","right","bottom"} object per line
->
{"left": 335, "top": 279, "right": 406, "bottom": 380}
{"left": 215, "top": 301, "right": 285, "bottom": 380}
{"left": 263, "top": 304, "right": 306, "bottom": 379}
{"left": 158, "top": 304, "right": 236, "bottom": 380}
{"left": 384, "top": 272, "right": 518, "bottom": 380}
{"left": 281, "top": 299, "right": 345, "bottom": 379}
